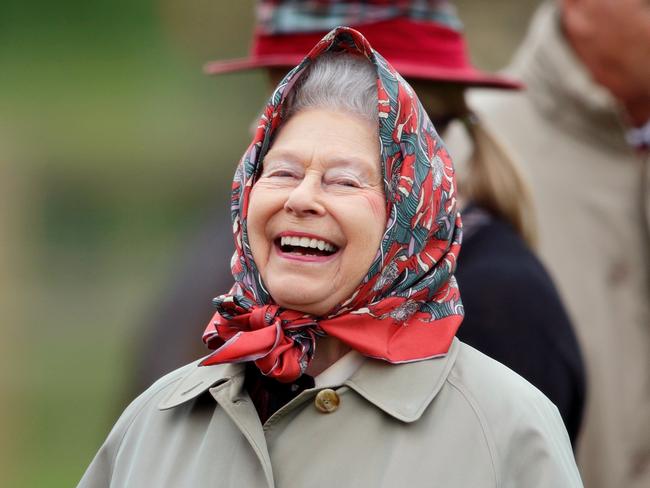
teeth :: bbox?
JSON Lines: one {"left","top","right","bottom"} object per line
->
{"left": 280, "top": 235, "right": 337, "bottom": 251}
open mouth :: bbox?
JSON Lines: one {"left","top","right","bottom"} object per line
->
{"left": 275, "top": 235, "right": 339, "bottom": 257}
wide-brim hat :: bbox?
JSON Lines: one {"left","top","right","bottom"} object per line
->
{"left": 204, "top": 1, "right": 521, "bottom": 90}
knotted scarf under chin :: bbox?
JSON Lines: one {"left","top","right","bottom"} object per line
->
{"left": 201, "top": 300, "right": 321, "bottom": 382}
{"left": 200, "top": 294, "right": 461, "bottom": 383}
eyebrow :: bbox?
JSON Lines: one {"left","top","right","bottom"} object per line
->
{"left": 262, "top": 150, "right": 302, "bottom": 167}
{"left": 263, "top": 149, "right": 376, "bottom": 173}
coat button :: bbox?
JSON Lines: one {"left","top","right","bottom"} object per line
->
{"left": 314, "top": 389, "right": 340, "bottom": 413}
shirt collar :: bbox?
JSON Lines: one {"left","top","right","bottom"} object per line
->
{"left": 626, "top": 119, "right": 650, "bottom": 150}
{"left": 158, "top": 338, "right": 460, "bottom": 423}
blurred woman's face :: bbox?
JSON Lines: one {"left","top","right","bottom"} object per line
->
{"left": 248, "top": 108, "right": 386, "bottom": 316}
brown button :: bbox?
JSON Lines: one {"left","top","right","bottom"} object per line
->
{"left": 314, "top": 389, "right": 340, "bottom": 413}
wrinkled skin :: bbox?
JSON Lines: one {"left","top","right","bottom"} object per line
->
{"left": 248, "top": 108, "right": 386, "bottom": 317}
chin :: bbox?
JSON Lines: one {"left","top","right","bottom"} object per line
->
{"left": 268, "top": 281, "right": 335, "bottom": 315}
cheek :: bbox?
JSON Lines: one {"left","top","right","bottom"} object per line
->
{"left": 247, "top": 189, "right": 263, "bottom": 236}
{"left": 337, "top": 192, "right": 387, "bottom": 246}
{"left": 246, "top": 187, "right": 274, "bottom": 259}
{"left": 248, "top": 184, "right": 279, "bottom": 227}
{"left": 360, "top": 191, "right": 388, "bottom": 241}
{"left": 365, "top": 191, "right": 387, "bottom": 224}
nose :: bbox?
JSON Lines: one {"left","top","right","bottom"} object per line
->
{"left": 284, "top": 174, "right": 326, "bottom": 217}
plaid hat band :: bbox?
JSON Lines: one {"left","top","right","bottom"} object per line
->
{"left": 258, "top": 0, "right": 462, "bottom": 34}
{"left": 204, "top": 0, "right": 522, "bottom": 90}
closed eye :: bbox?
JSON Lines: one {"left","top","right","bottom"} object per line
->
{"left": 262, "top": 168, "right": 301, "bottom": 179}
{"left": 324, "top": 168, "right": 365, "bottom": 188}
{"left": 333, "top": 180, "right": 360, "bottom": 188}
{"left": 260, "top": 157, "right": 303, "bottom": 179}
{"left": 324, "top": 176, "right": 363, "bottom": 188}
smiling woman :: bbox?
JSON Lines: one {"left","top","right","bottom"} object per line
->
{"left": 249, "top": 106, "right": 386, "bottom": 317}
{"left": 200, "top": 40, "right": 466, "bottom": 384}
{"left": 78, "top": 27, "right": 582, "bottom": 488}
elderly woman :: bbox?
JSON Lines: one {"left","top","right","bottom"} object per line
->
{"left": 79, "top": 28, "right": 581, "bottom": 487}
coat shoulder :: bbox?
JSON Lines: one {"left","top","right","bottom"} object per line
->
{"left": 443, "top": 342, "right": 583, "bottom": 487}
{"left": 124, "top": 358, "right": 203, "bottom": 418}
{"left": 77, "top": 358, "right": 203, "bottom": 487}
{"left": 448, "top": 342, "right": 556, "bottom": 420}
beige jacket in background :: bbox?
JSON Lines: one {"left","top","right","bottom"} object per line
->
{"left": 78, "top": 339, "right": 582, "bottom": 487}
{"left": 446, "top": 3, "right": 650, "bottom": 487}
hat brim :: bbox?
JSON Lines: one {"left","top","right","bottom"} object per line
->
{"left": 203, "top": 54, "right": 522, "bottom": 90}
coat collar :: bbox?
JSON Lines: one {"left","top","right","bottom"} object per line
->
{"left": 344, "top": 338, "right": 459, "bottom": 422}
{"left": 508, "top": 2, "right": 632, "bottom": 152}
{"left": 157, "top": 359, "right": 244, "bottom": 410}
{"left": 158, "top": 338, "right": 460, "bottom": 422}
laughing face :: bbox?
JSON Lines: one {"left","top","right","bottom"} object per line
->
{"left": 247, "top": 108, "right": 387, "bottom": 316}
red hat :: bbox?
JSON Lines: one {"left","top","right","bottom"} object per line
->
{"left": 204, "top": 0, "right": 521, "bottom": 90}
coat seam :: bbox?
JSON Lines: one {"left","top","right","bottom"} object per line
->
{"left": 446, "top": 375, "right": 501, "bottom": 488}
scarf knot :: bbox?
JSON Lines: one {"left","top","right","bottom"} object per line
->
{"left": 202, "top": 304, "right": 321, "bottom": 383}
{"left": 250, "top": 305, "right": 279, "bottom": 331}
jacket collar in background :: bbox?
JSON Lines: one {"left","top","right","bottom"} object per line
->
{"left": 508, "top": 2, "right": 633, "bottom": 152}
{"left": 158, "top": 338, "right": 460, "bottom": 423}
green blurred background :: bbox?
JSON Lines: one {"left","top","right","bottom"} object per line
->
{"left": 1, "top": 0, "right": 540, "bottom": 486}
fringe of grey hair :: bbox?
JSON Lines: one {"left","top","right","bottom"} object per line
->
{"left": 284, "top": 52, "right": 378, "bottom": 123}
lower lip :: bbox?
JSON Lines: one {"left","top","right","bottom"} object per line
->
{"left": 273, "top": 242, "right": 340, "bottom": 263}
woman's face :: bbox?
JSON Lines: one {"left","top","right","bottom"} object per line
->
{"left": 248, "top": 108, "right": 386, "bottom": 316}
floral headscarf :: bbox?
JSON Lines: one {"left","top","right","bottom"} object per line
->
{"left": 201, "top": 27, "right": 463, "bottom": 382}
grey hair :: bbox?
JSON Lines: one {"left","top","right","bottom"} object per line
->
{"left": 284, "top": 52, "right": 378, "bottom": 123}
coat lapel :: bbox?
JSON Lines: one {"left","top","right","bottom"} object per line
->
{"left": 157, "top": 356, "right": 237, "bottom": 410}
{"left": 157, "top": 359, "right": 275, "bottom": 488}
{"left": 345, "top": 338, "right": 460, "bottom": 422}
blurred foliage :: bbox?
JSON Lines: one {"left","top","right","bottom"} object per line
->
{"left": 1, "top": 0, "right": 265, "bottom": 486}
{"left": 1, "top": 0, "right": 540, "bottom": 486}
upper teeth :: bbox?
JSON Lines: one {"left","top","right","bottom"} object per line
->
{"left": 280, "top": 236, "right": 336, "bottom": 252}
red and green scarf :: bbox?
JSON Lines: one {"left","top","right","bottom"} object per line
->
{"left": 201, "top": 27, "right": 463, "bottom": 382}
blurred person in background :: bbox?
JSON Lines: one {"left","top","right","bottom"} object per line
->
{"left": 79, "top": 27, "right": 583, "bottom": 487}
{"left": 131, "top": 0, "right": 584, "bottom": 444}
{"left": 447, "top": 0, "right": 650, "bottom": 486}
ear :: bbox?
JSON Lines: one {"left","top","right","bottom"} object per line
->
{"left": 558, "top": 0, "right": 581, "bottom": 20}
{"left": 558, "top": 0, "right": 590, "bottom": 39}
{"left": 558, "top": 0, "right": 582, "bottom": 10}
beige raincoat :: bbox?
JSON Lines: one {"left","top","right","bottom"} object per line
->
{"left": 446, "top": 4, "right": 650, "bottom": 487}
{"left": 78, "top": 339, "right": 582, "bottom": 487}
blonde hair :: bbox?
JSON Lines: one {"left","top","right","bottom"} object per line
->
{"left": 460, "top": 113, "right": 538, "bottom": 248}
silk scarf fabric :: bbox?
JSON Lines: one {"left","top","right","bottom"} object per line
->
{"left": 201, "top": 27, "right": 463, "bottom": 382}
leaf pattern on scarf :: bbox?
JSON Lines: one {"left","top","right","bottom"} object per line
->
{"left": 201, "top": 27, "right": 463, "bottom": 382}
